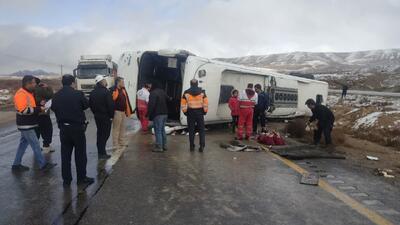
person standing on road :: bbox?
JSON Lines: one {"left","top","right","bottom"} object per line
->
{"left": 147, "top": 81, "right": 170, "bottom": 152}
{"left": 305, "top": 98, "right": 335, "bottom": 147}
{"left": 110, "top": 77, "right": 133, "bottom": 150}
{"left": 136, "top": 83, "right": 151, "bottom": 133}
{"left": 237, "top": 83, "right": 257, "bottom": 140}
{"left": 89, "top": 75, "right": 114, "bottom": 159}
{"left": 341, "top": 84, "right": 348, "bottom": 99}
{"left": 253, "top": 84, "right": 269, "bottom": 134}
{"left": 12, "top": 75, "right": 57, "bottom": 172}
{"left": 181, "top": 79, "right": 208, "bottom": 152}
{"left": 228, "top": 89, "right": 239, "bottom": 133}
{"left": 34, "top": 78, "right": 55, "bottom": 153}
{"left": 51, "top": 74, "right": 94, "bottom": 186}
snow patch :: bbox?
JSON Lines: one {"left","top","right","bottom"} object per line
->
{"left": 352, "top": 112, "right": 382, "bottom": 129}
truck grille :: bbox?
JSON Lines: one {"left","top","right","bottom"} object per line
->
{"left": 81, "top": 84, "right": 95, "bottom": 90}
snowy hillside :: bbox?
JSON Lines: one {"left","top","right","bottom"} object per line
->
{"left": 216, "top": 49, "right": 400, "bottom": 74}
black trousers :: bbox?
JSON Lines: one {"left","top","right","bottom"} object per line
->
{"left": 187, "top": 111, "right": 205, "bottom": 148}
{"left": 60, "top": 124, "right": 87, "bottom": 182}
{"left": 231, "top": 115, "right": 239, "bottom": 133}
{"left": 35, "top": 115, "right": 53, "bottom": 147}
{"left": 253, "top": 109, "right": 266, "bottom": 133}
{"left": 94, "top": 117, "right": 112, "bottom": 155}
{"left": 314, "top": 124, "right": 333, "bottom": 145}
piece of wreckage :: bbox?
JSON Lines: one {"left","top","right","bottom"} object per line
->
{"left": 219, "top": 140, "right": 269, "bottom": 152}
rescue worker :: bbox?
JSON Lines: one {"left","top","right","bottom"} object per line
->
{"left": 181, "top": 79, "right": 208, "bottom": 152}
{"left": 305, "top": 98, "right": 335, "bottom": 147}
{"left": 34, "top": 78, "right": 55, "bottom": 153}
{"left": 89, "top": 75, "right": 114, "bottom": 159}
{"left": 12, "top": 75, "right": 57, "bottom": 172}
{"left": 110, "top": 77, "right": 133, "bottom": 149}
{"left": 237, "top": 83, "right": 258, "bottom": 140}
{"left": 228, "top": 89, "right": 239, "bottom": 133}
{"left": 51, "top": 74, "right": 94, "bottom": 186}
{"left": 253, "top": 84, "right": 269, "bottom": 134}
{"left": 136, "top": 83, "right": 152, "bottom": 133}
{"left": 147, "top": 81, "right": 170, "bottom": 152}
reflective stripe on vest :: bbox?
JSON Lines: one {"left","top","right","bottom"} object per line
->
{"left": 184, "top": 93, "right": 205, "bottom": 109}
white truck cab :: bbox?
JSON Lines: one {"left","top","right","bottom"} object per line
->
{"left": 73, "top": 55, "right": 118, "bottom": 94}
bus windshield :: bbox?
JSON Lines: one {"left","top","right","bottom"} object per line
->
{"left": 77, "top": 66, "right": 108, "bottom": 79}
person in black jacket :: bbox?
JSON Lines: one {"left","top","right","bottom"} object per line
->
{"left": 305, "top": 98, "right": 335, "bottom": 146}
{"left": 89, "top": 75, "right": 114, "bottom": 159}
{"left": 253, "top": 84, "right": 269, "bottom": 134}
{"left": 51, "top": 74, "right": 94, "bottom": 186}
{"left": 147, "top": 81, "right": 170, "bottom": 152}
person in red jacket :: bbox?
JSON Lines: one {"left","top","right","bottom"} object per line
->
{"left": 228, "top": 89, "right": 239, "bottom": 133}
{"left": 237, "top": 83, "right": 258, "bottom": 140}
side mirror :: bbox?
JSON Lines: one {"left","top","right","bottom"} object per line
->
{"left": 73, "top": 69, "right": 77, "bottom": 77}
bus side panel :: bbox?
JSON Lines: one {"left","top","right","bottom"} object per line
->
{"left": 297, "top": 81, "right": 329, "bottom": 117}
{"left": 118, "top": 52, "right": 139, "bottom": 114}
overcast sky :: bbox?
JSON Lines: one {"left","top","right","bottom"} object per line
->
{"left": 0, "top": 0, "right": 399, "bottom": 74}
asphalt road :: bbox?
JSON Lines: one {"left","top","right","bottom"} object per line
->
{"left": 0, "top": 114, "right": 399, "bottom": 225}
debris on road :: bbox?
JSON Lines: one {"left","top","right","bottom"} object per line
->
{"left": 219, "top": 141, "right": 262, "bottom": 152}
{"left": 271, "top": 145, "right": 346, "bottom": 160}
{"left": 366, "top": 155, "right": 379, "bottom": 161}
{"left": 374, "top": 168, "right": 395, "bottom": 178}
{"left": 300, "top": 173, "right": 320, "bottom": 186}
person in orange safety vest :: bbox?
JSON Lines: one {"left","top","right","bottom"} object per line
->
{"left": 181, "top": 79, "right": 208, "bottom": 152}
{"left": 12, "top": 75, "right": 57, "bottom": 172}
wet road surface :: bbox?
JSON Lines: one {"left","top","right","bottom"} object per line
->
{"left": 0, "top": 116, "right": 399, "bottom": 225}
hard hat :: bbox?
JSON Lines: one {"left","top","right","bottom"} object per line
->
{"left": 95, "top": 75, "right": 106, "bottom": 84}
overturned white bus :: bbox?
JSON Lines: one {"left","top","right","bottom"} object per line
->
{"left": 118, "top": 49, "right": 328, "bottom": 125}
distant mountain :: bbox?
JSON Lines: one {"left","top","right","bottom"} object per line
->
{"left": 7, "top": 69, "right": 58, "bottom": 77}
{"left": 216, "top": 49, "right": 400, "bottom": 74}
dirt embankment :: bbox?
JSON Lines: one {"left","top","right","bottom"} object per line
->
{"left": 0, "top": 78, "right": 62, "bottom": 110}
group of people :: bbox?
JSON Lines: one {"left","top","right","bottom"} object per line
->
{"left": 11, "top": 73, "right": 334, "bottom": 187}
{"left": 135, "top": 78, "right": 209, "bottom": 152}
{"left": 11, "top": 74, "right": 132, "bottom": 186}
{"left": 228, "top": 83, "right": 270, "bottom": 140}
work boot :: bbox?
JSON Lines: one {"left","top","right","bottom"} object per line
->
{"left": 152, "top": 146, "right": 163, "bottom": 152}
{"left": 11, "top": 164, "right": 30, "bottom": 172}
{"left": 77, "top": 177, "right": 95, "bottom": 186}
{"left": 40, "top": 162, "right": 57, "bottom": 171}
{"left": 98, "top": 154, "right": 111, "bottom": 160}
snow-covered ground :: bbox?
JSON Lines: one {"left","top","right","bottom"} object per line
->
{"left": 328, "top": 93, "right": 400, "bottom": 149}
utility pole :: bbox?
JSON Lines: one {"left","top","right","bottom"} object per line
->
{"left": 60, "top": 64, "right": 63, "bottom": 76}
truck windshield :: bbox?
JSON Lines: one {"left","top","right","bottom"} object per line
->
{"left": 77, "top": 67, "right": 108, "bottom": 79}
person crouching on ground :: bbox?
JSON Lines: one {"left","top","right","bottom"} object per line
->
{"left": 228, "top": 89, "right": 239, "bottom": 133}
{"left": 12, "top": 75, "right": 57, "bottom": 172}
{"left": 110, "top": 77, "right": 133, "bottom": 150}
{"left": 305, "top": 98, "right": 335, "bottom": 148}
{"left": 136, "top": 83, "right": 152, "bottom": 133}
{"left": 147, "top": 81, "right": 170, "bottom": 152}
{"left": 237, "top": 83, "right": 257, "bottom": 140}
{"left": 89, "top": 75, "right": 115, "bottom": 159}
